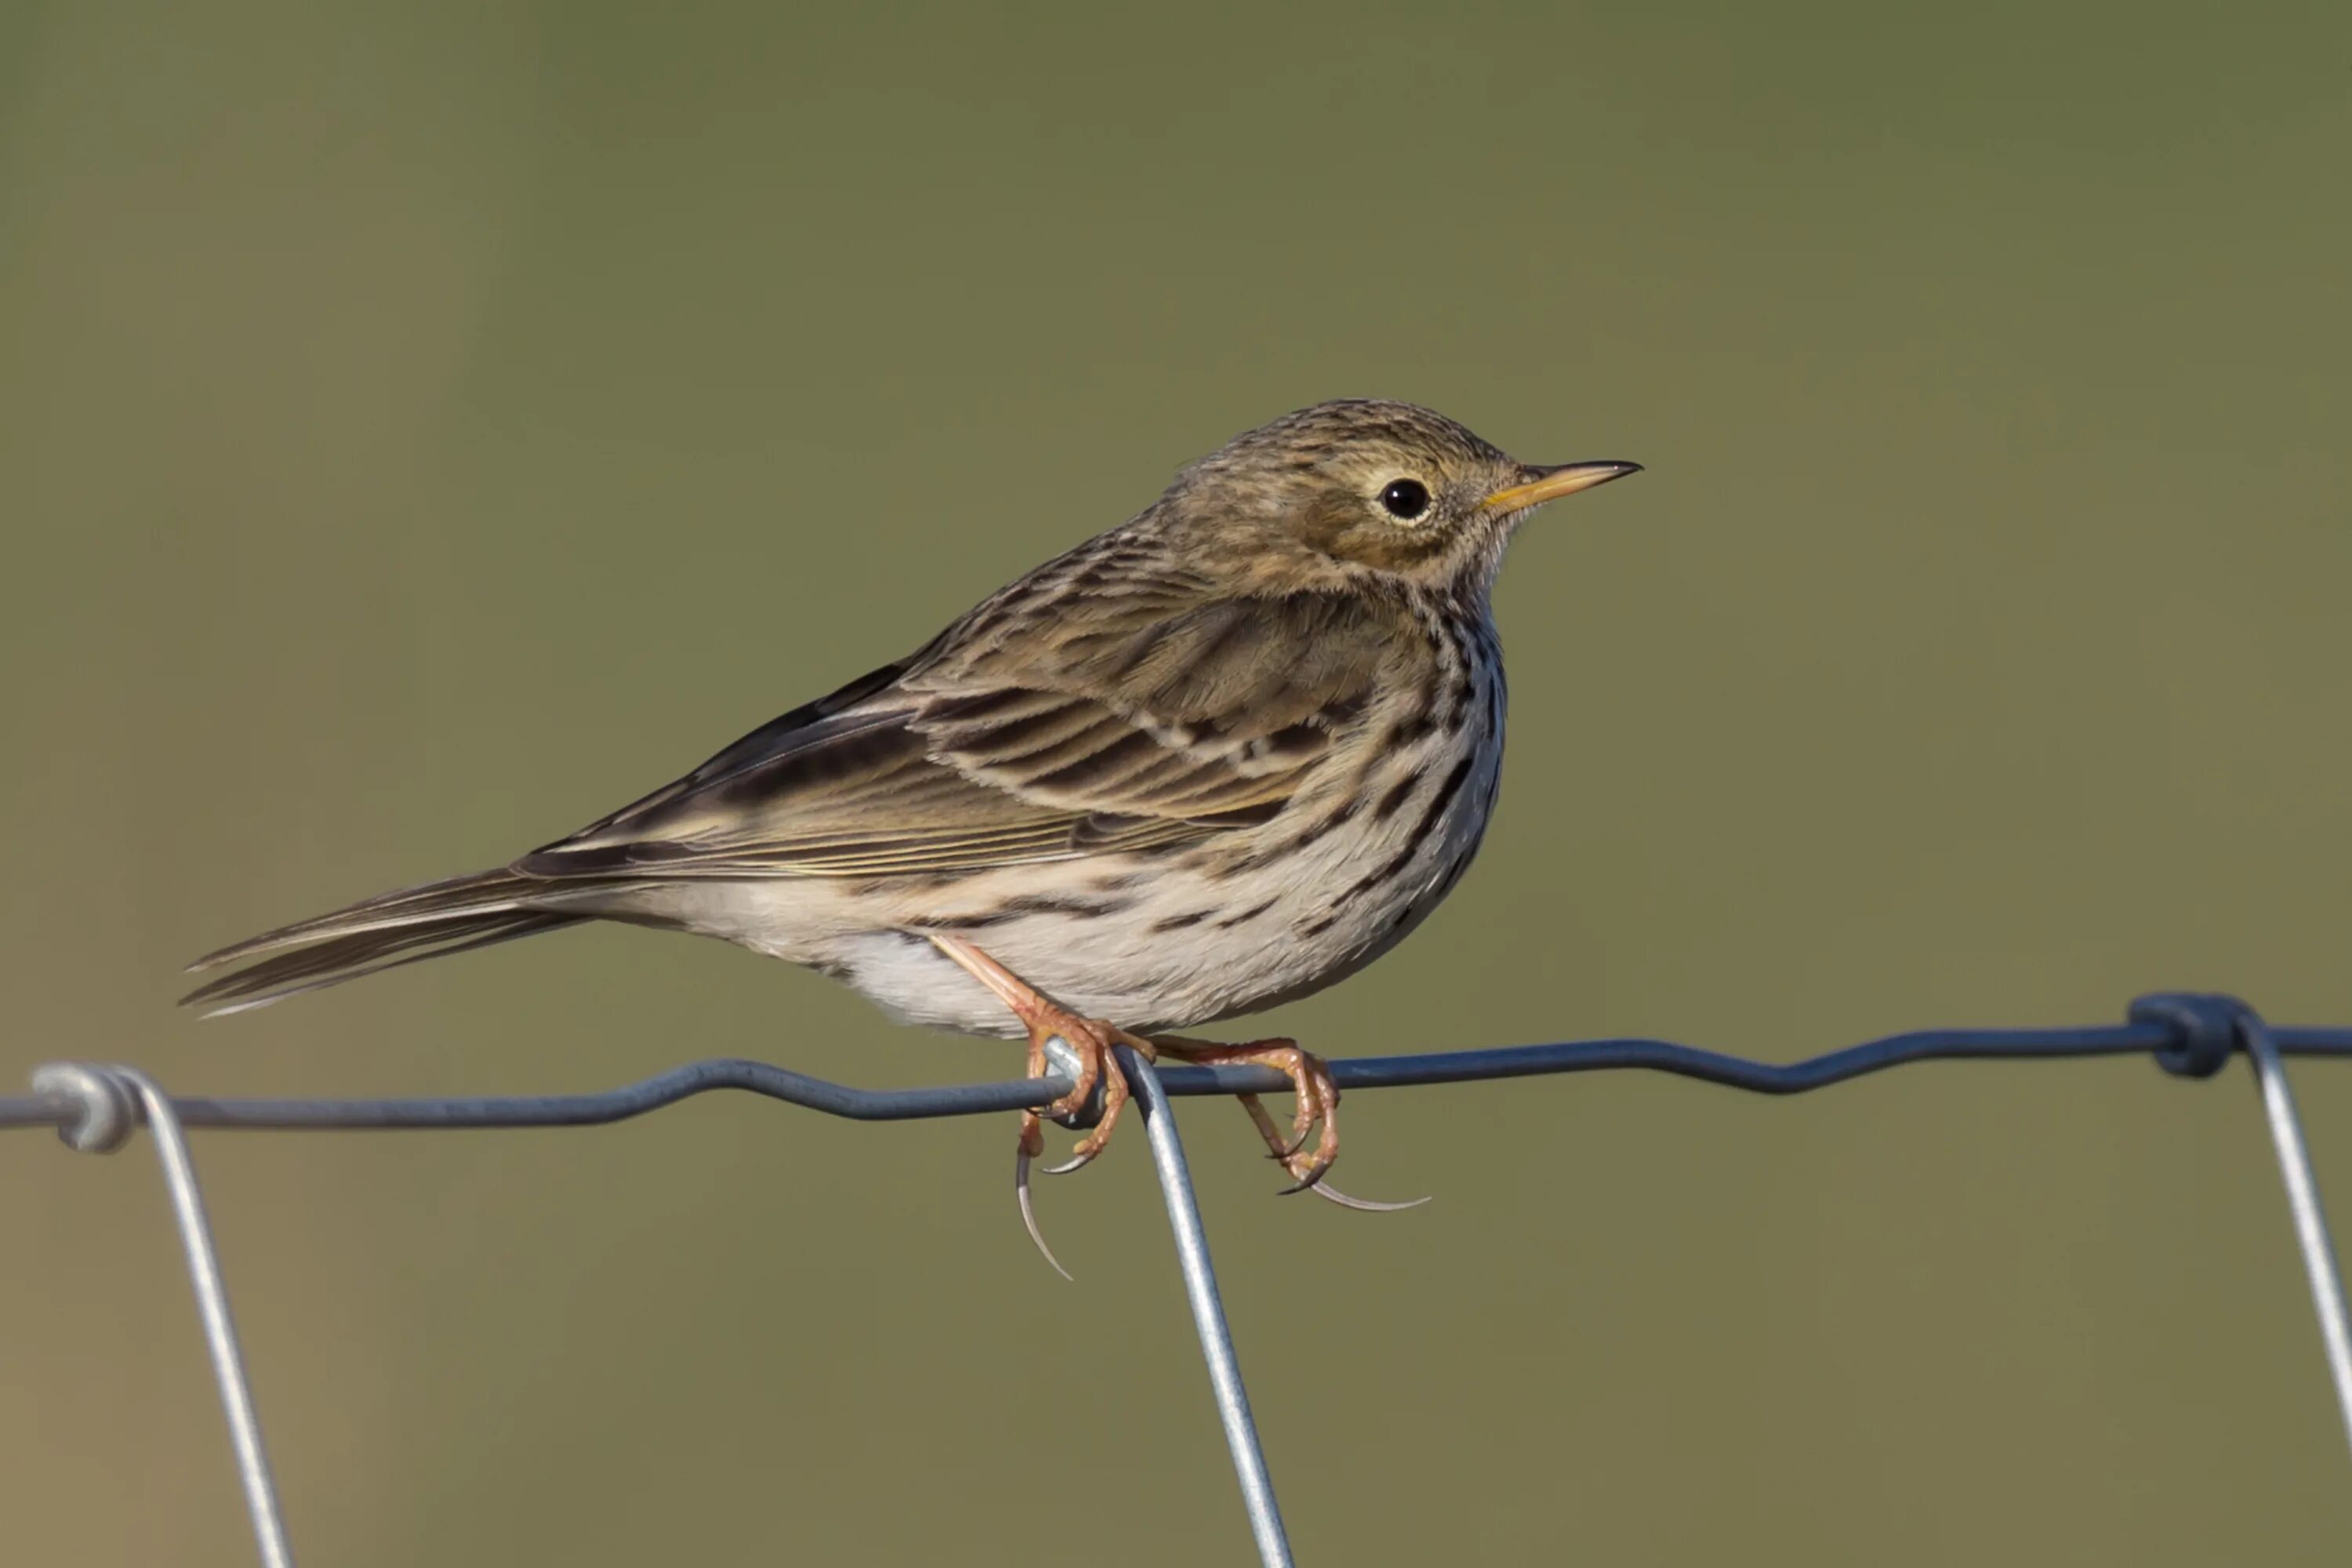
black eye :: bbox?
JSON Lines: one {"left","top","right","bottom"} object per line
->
{"left": 1379, "top": 478, "right": 1430, "bottom": 520}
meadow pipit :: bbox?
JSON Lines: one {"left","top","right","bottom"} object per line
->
{"left": 185, "top": 400, "right": 1639, "bottom": 1269}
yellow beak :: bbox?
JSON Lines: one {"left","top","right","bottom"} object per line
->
{"left": 1482, "top": 459, "right": 1642, "bottom": 514}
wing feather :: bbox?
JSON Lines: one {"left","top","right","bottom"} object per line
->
{"left": 517, "top": 568, "right": 1396, "bottom": 884}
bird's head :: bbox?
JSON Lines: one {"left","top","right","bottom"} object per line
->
{"left": 1160, "top": 399, "right": 1639, "bottom": 597}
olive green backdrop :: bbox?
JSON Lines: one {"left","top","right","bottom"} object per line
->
{"left": 3, "top": 2, "right": 2348, "bottom": 1563}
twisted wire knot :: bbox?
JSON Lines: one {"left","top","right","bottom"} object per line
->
{"left": 2129, "top": 992, "right": 2249, "bottom": 1079}
{"left": 30, "top": 1062, "right": 143, "bottom": 1152}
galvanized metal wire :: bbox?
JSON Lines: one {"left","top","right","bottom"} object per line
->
{"left": 2236, "top": 1014, "right": 2352, "bottom": 1450}
{"left": 9, "top": 1013, "right": 2350, "bottom": 1134}
{"left": 26, "top": 1064, "right": 295, "bottom": 1568}
{"left": 1123, "top": 1047, "right": 1295, "bottom": 1567}
{"left": 6, "top": 992, "right": 2347, "bottom": 1568}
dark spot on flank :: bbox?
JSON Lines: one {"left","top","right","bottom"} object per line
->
{"left": 1402, "top": 753, "right": 1476, "bottom": 855}
{"left": 1384, "top": 708, "right": 1436, "bottom": 750}
{"left": 1372, "top": 771, "right": 1419, "bottom": 821}
{"left": 1149, "top": 910, "right": 1213, "bottom": 933}
{"left": 1293, "top": 796, "right": 1361, "bottom": 844}
{"left": 1228, "top": 798, "right": 1357, "bottom": 872}
{"left": 1000, "top": 892, "right": 1138, "bottom": 919}
{"left": 908, "top": 893, "right": 1138, "bottom": 931}
{"left": 1214, "top": 897, "right": 1278, "bottom": 929}
{"left": 901, "top": 910, "right": 1019, "bottom": 931}
{"left": 1429, "top": 848, "right": 1474, "bottom": 902}
{"left": 1339, "top": 753, "right": 1476, "bottom": 906}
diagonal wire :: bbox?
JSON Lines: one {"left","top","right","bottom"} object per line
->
{"left": 2238, "top": 1013, "right": 2352, "bottom": 1454}
{"left": 1123, "top": 1047, "right": 1294, "bottom": 1568}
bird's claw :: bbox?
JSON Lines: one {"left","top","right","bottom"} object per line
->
{"left": 1301, "top": 1181, "right": 1432, "bottom": 1213}
{"left": 1014, "top": 1136, "right": 1072, "bottom": 1281}
{"left": 1004, "top": 1011, "right": 1151, "bottom": 1270}
{"left": 1231, "top": 1083, "right": 1426, "bottom": 1211}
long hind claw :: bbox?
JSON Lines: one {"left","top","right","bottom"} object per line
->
{"left": 1233, "top": 1090, "right": 1426, "bottom": 1210}
{"left": 1305, "top": 1181, "right": 1432, "bottom": 1213}
{"left": 1014, "top": 1138, "right": 1072, "bottom": 1281}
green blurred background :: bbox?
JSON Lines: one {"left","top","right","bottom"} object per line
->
{"left": 3, "top": 2, "right": 2348, "bottom": 1562}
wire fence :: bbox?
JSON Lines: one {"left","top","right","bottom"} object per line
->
{"left": 5, "top": 991, "right": 2347, "bottom": 1567}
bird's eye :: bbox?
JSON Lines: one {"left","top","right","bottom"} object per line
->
{"left": 1378, "top": 478, "right": 1431, "bottom": 521}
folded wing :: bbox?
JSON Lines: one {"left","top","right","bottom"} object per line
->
{"left": 517, "top": 585, "right": 1391, "bottom": 883}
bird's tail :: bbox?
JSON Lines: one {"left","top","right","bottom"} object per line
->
{"left": 180, "top": 867, "right": 587, "bottom": 1016}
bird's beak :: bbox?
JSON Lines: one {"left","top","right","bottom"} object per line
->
{"left": 1481, "top": 460, "right": 1642, "bottom": 514}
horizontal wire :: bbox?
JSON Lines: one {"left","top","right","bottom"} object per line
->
{"left": 16, "top": 1001, "right": 2345, "bottom": 1568}
{"left": 5, "top": 1015, "right": 2350, "bottom": 1136}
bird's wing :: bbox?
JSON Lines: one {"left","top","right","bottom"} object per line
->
{"left": 516, "top": 579, "right": 1394, "bottom": 882}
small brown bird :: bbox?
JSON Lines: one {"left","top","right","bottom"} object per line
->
{"left": 184, "top": 400, "right": 1638, "bottom": 1268}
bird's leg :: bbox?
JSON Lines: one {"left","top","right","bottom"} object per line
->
{"left": 1149, "top": 1036, "right": 1344, "bottom": 1189}
{"left": 926, "top": 934, "right": 1160, "bottom": 1275}
{"left": 927, "top": 933, "right": 1155, "bottom": 1154}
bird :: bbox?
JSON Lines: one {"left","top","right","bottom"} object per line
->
{"left": 183, "top": 399, "right": 1639, "bottom": 1271}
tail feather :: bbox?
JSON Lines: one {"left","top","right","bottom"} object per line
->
{"left": 187, "top": 869, "right": 539, "bottom": 971}
{"left": 181, "top": 868, "right": 586, "bottom": 1016}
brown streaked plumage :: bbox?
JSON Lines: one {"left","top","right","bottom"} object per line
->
{"left": 183, "top": 399, "right": 1639, "bottom": 1267}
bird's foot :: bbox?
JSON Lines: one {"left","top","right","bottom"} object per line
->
{"left": 927, "top": 933, "right": 1163, "bottom": 1277}
{"left": 1151, "top": 1036, "right": 1336, "bottom": 1186}
{"left": 1232, "top": 1090, "right": 1430, "bottom": 1213}
{"left": 1025, "top": 1005, "right": 1159, "bottom": 1174}
{"left": 1010, "top": 1007, "right": 1160, "bottom": 1279}
{"left": 1152, "top": 1035, "right": 1429, "bottom": 1212}
{"left": 925, "top": 935, "right": 1422, "bottom": 1270}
